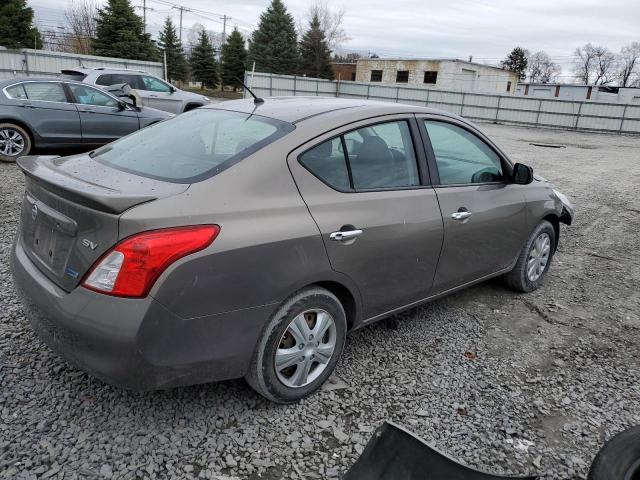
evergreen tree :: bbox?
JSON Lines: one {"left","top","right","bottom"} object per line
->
{"left": 248, "top": 0, "right": 299, "bottom": 75}
{"left": 190, "top": 30, "right": 219, "bottom": 89}
{"left": 92, "top": 0, "right": 157, "bottom": 61}
{"left": 0, "top": 0, "right": 42, "bottom": 50}
{"left": 221, "top": 28, "right": 248, "bottom": 91}
{"left": 501, "top": 47, "right": 529, "bottom": 80}
{"left": 158, "top": 17, "right": 188, "bottom": 82}
{"left": 298, "top": 14, "right": 334, "bottom": 80}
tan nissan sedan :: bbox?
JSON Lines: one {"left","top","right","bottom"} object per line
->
{"left": 11, "top": 97, "right": 573, "bottom": 403}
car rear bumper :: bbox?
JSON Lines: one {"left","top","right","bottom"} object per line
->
{"left": 11, "top": 237, "right": 275, "bottom": 390}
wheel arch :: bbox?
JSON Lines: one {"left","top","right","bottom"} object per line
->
{"left": 314, "top": 280, "right": 359, "bottom": 331}
{"left": 0, "top": 118, "right": 36, "bottom": 146}
{"left": 542, "top": 213, "right": 560, "bottom": 251}
{"left": 183, "top": 103, "right": 204, "bottom": 112}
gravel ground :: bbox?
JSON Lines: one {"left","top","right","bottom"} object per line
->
{"left": 1, "top": 124, "right": 640, "bottom": 480}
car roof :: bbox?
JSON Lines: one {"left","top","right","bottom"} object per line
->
{"left": 208, "top": 96, "right": 460, "bottom": 124}
{"left": 0, "top": 77, "right": 89, "bottom": 87}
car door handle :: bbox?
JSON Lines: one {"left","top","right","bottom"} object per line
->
{"left": 329, "top": 229, "right": 363, "bottom": 241}
{"left": 149, "top": 94, "right": 158, "bottom": 97}
{"left": 451, "top": 210, "right": 473, "bottom": 221}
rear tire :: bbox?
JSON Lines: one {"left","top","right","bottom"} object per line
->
{"left": 0, "top": 123, "right": 31, "bottom": 163}
{"left": 588, "top": 426, "right": 640, "bottom": 480}
{"left": 504, "top": 220, "right": 555, "bottom": 293}
{"left": 246, "top": 287, "right": 347, "bottom": 403}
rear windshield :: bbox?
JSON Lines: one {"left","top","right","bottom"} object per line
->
{"left": 91, "top": 108, "right": 294, "bottom": 183}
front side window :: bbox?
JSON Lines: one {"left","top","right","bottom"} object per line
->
{"left": 5, "top": 84, "right": 27, "bottom": 99}
{"left": 141, "top": 75, "right": 172, "bottom": 93}
{"left": 424, "top": 121, "right": 503, "bottom": 185}
{"left": 298, "top": 120, "right": 420, "bottom": 191}
{"left": 92, "top": 109, "right": 294, "bottom": 183}
{"left": 370, "top": 70, "right": 382, "bottom": 82}
{"left": 68, "top": 84, "right": 119, "bottom": 107}
{"left": 22, "top": 82, "right": 67, "bottom": 102}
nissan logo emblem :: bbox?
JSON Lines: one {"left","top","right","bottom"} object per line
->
{"left": 31, "top": 204, "right": 38, "bottom": 220}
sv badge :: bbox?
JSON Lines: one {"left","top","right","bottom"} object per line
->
{"left": 81, "top": 238, "right": 98, "bottom": 250}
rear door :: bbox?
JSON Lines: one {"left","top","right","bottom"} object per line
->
{"left": 288, "top": 116, "right": 444, "bottom": 320}
{"left": 9, "top": 81, "right": 82, "bottom": 146}
{"left": 417, "top": 116, "right": 528, "bottom": 292}
{"left": 66, "top": 83, "right": 139, "bottom": 145}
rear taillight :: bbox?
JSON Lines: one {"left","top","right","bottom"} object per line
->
{"left": 82, "top": 225, "right": 220, "bottom": 298}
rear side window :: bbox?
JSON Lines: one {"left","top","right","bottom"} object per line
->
{"left": 299, "top": 138, "right": 350, "bottom": 190}
{"left": 96, "top": 74, "right": 145, "bottom": 90}
{"left": 22, "top": 82, "right": 67, "bottom": 102}
{"left": 5, "top": 84, "right": 27, "bottom": 99}
{"left": 92, "top": 109, "right": 294, "bottom": 183}
{"left": 299, "top": 120, "right": 420, "bottom": 191}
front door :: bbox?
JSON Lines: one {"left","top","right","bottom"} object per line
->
{"left": 139, "top": 75, "right": 182, "bottom": 114}
{"left": 66, "top": 83, "right": 140, "bottom": 145}
{"left": 288, "top": 117, "right": 444, "bottom": 320}
{"left": 418, "top": 117, "right": 528, "bottom": 292}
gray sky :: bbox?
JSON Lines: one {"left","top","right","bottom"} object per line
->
{"left": 31, "top": 0, "right": 640, "bottom": 77}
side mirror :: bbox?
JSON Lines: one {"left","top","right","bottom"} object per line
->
{"left": 512, "top": 163, "right": 534, "bottom": 185}
{"left": 169, "top": 85, "right": 177, "bottom": 93}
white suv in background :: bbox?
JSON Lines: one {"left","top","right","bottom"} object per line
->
{"left": 61, "top": 68, "right": 211, "bottom": 114}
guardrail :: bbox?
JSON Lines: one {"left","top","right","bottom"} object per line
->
{"left": 245, "top": 71, "right": 640, "bottom": 134}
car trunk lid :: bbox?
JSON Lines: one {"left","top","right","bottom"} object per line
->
{"left": 17, "top": 154, "right": 189, "bottom": 291}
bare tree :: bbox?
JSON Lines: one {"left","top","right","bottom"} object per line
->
{"left": 306, "top": 1, "right": 350, "bottom": 50}
{"left": 186, "top": 23, "right": 222, "bottom": 57}
{"left": 592, "top": 45, "right": 617, "bottom": 85}
{"left": 527, "top": 51, "right": 561, "bottom": 83}
{"left": 573, "top": 43, "right": 617, "bottom": 85}
{"left": 618, "top": 42, "right": 640, "bottom": 87}
{"left": 64, "top": 0, "right": 98, "bottom": 54}
{"left": 573, "top": 43, "right": 597, "bottom": 84}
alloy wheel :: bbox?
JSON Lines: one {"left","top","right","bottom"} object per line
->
{"left": 274, "top": 309, "right": 337, "bottom": 388}
{"left": 0, "top": 128, "right": 26, "bottom": 158}
{"left": 527, "top": 232, "right": 551, "bottom": 282}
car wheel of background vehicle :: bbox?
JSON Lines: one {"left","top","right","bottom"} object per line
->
{"left": 0, "top": 123, "right": 31, "bottom": 163}
{"left": 588, "top": 426, "right": 640, "bottom": 480}
{"left": 504, "top": 220, "right": 555, "bottom": 293}
{"left": 246, "top": 287, "right": 347, "bottom": 403}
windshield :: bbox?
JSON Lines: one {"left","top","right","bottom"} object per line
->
{"left": 91, "top": 108, "right": 294, "bottom": 183}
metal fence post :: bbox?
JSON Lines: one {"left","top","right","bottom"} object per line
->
{"left": 425, "top": 89, "right": 430, "bottom": 107}
{"left": 495, "top": 96, "right": 501, "bottom": 123}
{"left": 293, "top": 75, "right": 297, "bottom": 96}
{"left": 619, "top": 104, "right": 629, "bottom": 133}
{"left": 396, "top": 87, "right": 400, "bottom": 103}
{"left": 367, "top": 84, "right": 371, "bottom": 100}
{"left": 269, "top": 74, "right": 273, "bottom": 96}
{"left": 535, "top": 100, "right": 542, "bottom": 127}
{"left": 316, "top": 79, "right": 319, "bottom": 97}
{"left": 461, "top": 93, "right": 466, "bottom": 115}
{"left": 574, "top": 101, "right": 583, "bottom": 130}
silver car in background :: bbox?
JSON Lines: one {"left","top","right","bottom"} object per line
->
{"left": 61, "top": 67, "right": 212, "bottom": 114}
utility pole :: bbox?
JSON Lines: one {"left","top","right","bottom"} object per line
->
{"left": 217, "top": 15, "right": 230, "bottom": 61}
{"left": 137, "top": 1, "right": 154, "bottom": 34}
{"left": 221, "top": 15, "right": 229, "bottom": 44}
{"left": 172, "top": 6, "right": 191, "bottom": 42}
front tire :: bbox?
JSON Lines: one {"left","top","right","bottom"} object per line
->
{"left": 504, "top": 220, "right": 556, "bottom": 293}
{"left": 246, "top": 287, "right": 347, "bottom": 403}
{"left": 0, "top": 123, "right": 31, "bottom": 163}
{"left": 588, "top": 426, "right": 640, "bottom": 480}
